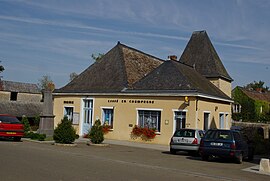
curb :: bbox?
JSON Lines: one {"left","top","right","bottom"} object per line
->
{"left": 54, "top": 143, "right": 77, "bottom": 147}
{"left": 87, "top": 141, "right": 109, "bottom": 147}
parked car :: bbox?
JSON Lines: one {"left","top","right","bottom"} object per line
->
{"left": 170, "top": 128, "right": 205, "bottom": 154}
{"left": 199, "top": 129, "right": 253, "bottom": 164}
{"left": 0, "top": 114, "right": 24, "bottom": 141}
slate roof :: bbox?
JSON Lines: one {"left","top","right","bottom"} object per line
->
{"left": 55, "top": 42, "right": 163, "bottom": 93}
{"left": 0, "top": 80, "right": 40, "bottom": 94}
{"left": 180, "top": 31, "right": 233, "bottom": 82}
{"left": 0, "top": 101, "right": 43, "bottom": 117}
{"left": 130, "top": 60, "right": 230, "bottom": 100}
{"left": 239, "top": 87, "right": 270, "bottom": 102}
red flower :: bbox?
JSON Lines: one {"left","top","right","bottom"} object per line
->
{"left": 131, "top": 126, "right": 156, "bottom": 139}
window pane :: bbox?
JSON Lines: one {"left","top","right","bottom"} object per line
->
{"left": 103, "top": 109, "right": 114, "bottom": 128}
{"left": 138, "top": 110, "right": 161, "bottom": 132}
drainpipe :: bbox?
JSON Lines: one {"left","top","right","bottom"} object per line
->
{"left": 195, "top": 97, "right": 198, "bottom": 129}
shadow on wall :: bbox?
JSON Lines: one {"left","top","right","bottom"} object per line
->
{"left": 178, "top": 103, "right": 188, "bottom": 110}
{"left": 210, "top": 117, "right": 217, "bottom": 129}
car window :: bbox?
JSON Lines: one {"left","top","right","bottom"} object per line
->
{"left": 204, "top": 130, "right": 232, "bottom": 140}
{"left": 0, "top": 116, "right": 20, "bottom": 124}
{"left": 174, "top": 130, "right": 195, "bottom": 137}
{"left": 198, "top": 130, "right": 205, "bottom": 138}
{"left": 204, "top": 130, "right": 216, "bottom": 139}
{"left": 217, "top": 131, "right": 232, "bottom": 140}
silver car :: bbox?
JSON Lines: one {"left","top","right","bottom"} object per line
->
{"left": 170, "top": 128, "right": 205, "bottom": 154}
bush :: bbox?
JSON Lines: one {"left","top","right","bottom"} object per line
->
{"left": 53, "top": 116, "right": 76, "bottom": 144}
{"left": 89, "top": 119, "right": 104, "bottom": 144}
{"left": 21, "top": 116, "right": 30, "bottom": 133}
{"left": 24, "top": 132, "right": 46, "bottom": 141}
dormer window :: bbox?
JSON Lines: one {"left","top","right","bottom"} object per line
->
{"left": 10, "top": 92, "right": 18, "bottom": 101}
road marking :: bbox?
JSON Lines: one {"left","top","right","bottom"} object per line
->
{"left": 242, "top": 165, "right": 270, "bottom": 176}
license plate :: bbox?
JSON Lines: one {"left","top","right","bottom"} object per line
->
{"left": 6, "top": 132, "right": 16, "bottom": 135}
{"left": 210, "top": 142, "right": 223, "bottom": 146}
{"left": 178, "top": 138, "right": 189, "bottom": 143}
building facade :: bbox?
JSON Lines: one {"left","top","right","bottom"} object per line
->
{"left": 53, "top": 31, "right": 233, "bottom": 145}
{"left": 0, "top": 79, "right": 43, "bottom": 121}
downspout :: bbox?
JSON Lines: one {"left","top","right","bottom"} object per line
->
{"left": 195, "top": 97, "right": 198, "bottom": 129}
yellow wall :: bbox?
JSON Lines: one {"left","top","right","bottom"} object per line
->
{"left": 53, "top": 95, "right": 231, "bottom": 145}
{"left": 209, "top": 78, "right": 232, "bottom": 98}
{"left": 0, "top": 91, "right": 10, "bottom": 100}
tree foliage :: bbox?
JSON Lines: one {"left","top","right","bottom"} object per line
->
{"left": 244, "top": 80, "right": 269, "bottom": 92}
{"left": 0, "top": 61, "right": 4, "bottom": 74}
{"left": 89, "top": 119, "right": 104, "bottom": 144}
{"left": 91, "top": 53, "right": 104, "bottom": 62}
{"left": 69, "top": 72, "right": 78, "bottom": 81}
{"left": 21, "top": 116, "right": 30, "bottom": 133}
{"left": 37, "top": 75, "right": 54, "bottom": 91}
{"left": 53, "top": 116, "right": 77, "bottom": 144}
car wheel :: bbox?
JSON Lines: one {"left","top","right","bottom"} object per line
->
{"left": 236, "top": 153, "right": 243, "bottom": 164}
{"left": 202, "top": 154, "right": 208, "bottom": 161}
{"left": 14, "top": 137, "right": 21, "bottom": 142}
{"left": 170, "top": 148, "right": 177, "bottom": 154}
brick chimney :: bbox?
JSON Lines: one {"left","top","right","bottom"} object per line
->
{"left": 168, "top": 55, "right": 177, "bottom": 61}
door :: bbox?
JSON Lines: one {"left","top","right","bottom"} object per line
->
{"left": 204, "top": 112, "right": 210, "bottom": 131}
{"left": 82, "top": 99, "right": 93, "bottom": 135}
{"left": 174, "top": 111, "right": 186, "bottom": 131}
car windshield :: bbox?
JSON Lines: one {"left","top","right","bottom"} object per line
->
{"left": 204, "top": 130, "right": 232, "bottom": 140}
{"left": 174, "top": 129, "right": 195, "bottom": 138}
{"left": 0, "top": 116, "right": 21, "bottom": 124}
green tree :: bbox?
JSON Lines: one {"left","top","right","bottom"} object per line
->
{"left": 89, "top": 119, "right": 104, "bottom": 144}
{"left": 0, "top": 63, "right": 4, "bottom": 73}
{"left": 37, "top": 75, "right": 54, "bottom": 91}
{"left": 53, "top": 116, "right": 77, "bottom": 144}
{"left": 91, "top": 53, "right": 104, "bottom": 62}
{"left": 21, "top": 116, "right": 30, "bottom": 133}
{"left": 244, "top": 80, "right": 269, "bottom": 92}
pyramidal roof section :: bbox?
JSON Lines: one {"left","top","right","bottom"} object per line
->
{"left": 180, "top": 30, "right": 233, "bottom": 82}
{"left": 131, "top": 60, "right": 230, "bottom": 100}
{"left": 55, "top": 42, "right": 163, "bottom": 93}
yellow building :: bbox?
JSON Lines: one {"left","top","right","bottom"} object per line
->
{"left": 53, "top": 31, "right": 233, "bottom": 145}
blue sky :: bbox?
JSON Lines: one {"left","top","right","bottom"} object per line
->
{"left": 0, "top": 0, "right": 269, "bottom": 88}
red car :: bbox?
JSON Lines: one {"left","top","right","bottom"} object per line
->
{"left": 0, "top": 114, "right": 24, "bottom": 141}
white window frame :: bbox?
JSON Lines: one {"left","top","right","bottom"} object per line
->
{"left": 136, "top": 108, "right": 162, "bottom": 132}
{"left": 101, "top": 106, "right": 114, "bottom": 129}
{"left": 172, "top": 109, "right": 188, "bottom": 133}
{"left": 63, "top": 106, "right": 74, "bottom": 122}
{"left": 219, "top": 112, "right": 229, "bottom": 129}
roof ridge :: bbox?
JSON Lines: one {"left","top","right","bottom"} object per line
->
{"left": 117, "top": 42, "right": 164, "bottom": 62}
{"left": 116, "top": 43, "right": 129, "bottom": 88}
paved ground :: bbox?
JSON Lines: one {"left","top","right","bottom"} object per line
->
{"left": 0, "top": 139, "right": 269, "bottom": 181}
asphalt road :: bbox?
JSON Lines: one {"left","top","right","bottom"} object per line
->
{"left": 0, "top": 140, "right": 269, "bottom": 181}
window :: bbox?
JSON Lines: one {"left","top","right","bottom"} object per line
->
{"left": 138, "top": 110, "right": 161, "bottom": 132}
{"left": 64, "top": 107, "right": 74, "bottom": 121}
{"left": 219, "top": 113, "right": 225, "bottom": 129}
{"left": 10, "top": 92, "right": 18, "bottom": 101}
{"left": 102, "top": 108, "right": 114, "bottom": 128}
{"left": 174, "top": 111, "right": 186, "bottom": 130}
